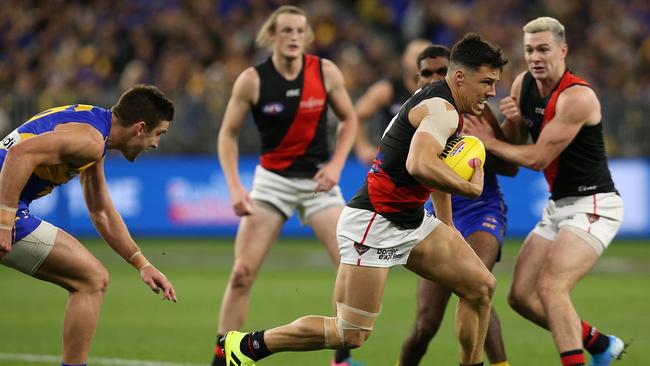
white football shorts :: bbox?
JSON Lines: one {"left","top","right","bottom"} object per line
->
{"left": 337, "top": 206, "right": 442, "bottom": 268}
{"left": 532, "top": 192, "right": 623, "bottom": 254}
{"left": 249, "top": 165, "right": 344, "bottom": 223}
{"left": 2, "top": 220, "right": 57, "bottom": 275}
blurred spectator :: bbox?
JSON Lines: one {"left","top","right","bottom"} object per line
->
{"left": 0, "top": 0, "right": 648, "bottom": 155}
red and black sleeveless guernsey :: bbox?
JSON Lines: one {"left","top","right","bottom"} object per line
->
{"left": 251, "top": 55, "right": 329, "bottom": 178}
{"left": 348, "top": 80, "right": 462, "bottom": 229}
{"left": 519, "top": 70, "right": 616, "bottom": 200}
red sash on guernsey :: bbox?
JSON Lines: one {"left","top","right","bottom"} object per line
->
{"left": 540, "top": 71, "right": 590, "bottom": 190}
{"left": 260, "top": 55, "right": 327, "bottom": 171}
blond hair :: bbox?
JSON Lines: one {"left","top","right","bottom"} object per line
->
{"left": 255, "top": 5, "right": 314, "bottom": 49}
{"left": 523, "top": 17, "right": 566, "bottom": 44}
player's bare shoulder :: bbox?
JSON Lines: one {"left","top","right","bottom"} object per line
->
{"left": 408, "top": 97, "right": 459, "bottom": 148}
{"left": 408, "top": 97, "right": 458, "bottom": 129}
{"left": 510, "top": 71, "right": 527, "bottom": 97}
{"left": 232, "top": 67, "right": 261, "bottom": 104}
{"left": 556, "top": 84, "right": 601, "bottom": 126}
{"left": 320, "top": 58, "right": 344, "bottom": 92}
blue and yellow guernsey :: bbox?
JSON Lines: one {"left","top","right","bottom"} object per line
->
{"left": 0, "top": 104, "right": 111, "bottom": 209}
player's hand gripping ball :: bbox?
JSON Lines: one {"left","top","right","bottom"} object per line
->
{"left": 439, "top": 135, "right": 485, "bottom": 180}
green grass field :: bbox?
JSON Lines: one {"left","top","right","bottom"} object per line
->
{"left": 1, "top": 238, "right": 648, "bottom": 365}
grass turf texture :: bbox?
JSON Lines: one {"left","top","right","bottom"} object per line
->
{"left": 1, "top": 238, "right": 648, "bottom": 365}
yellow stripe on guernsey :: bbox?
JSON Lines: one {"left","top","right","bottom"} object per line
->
{"left": 1, "top": 104, "right": 98, "bottom": 198}
{"left": 25, "top": 104, "right": 94, "bottom": 124}
{"left": 14, "top": 133, "right": 96, "bottom": 198}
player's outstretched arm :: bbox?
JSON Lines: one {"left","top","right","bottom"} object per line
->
{"left": 0, "top": 123, "right": 105, "bottom": 259}
{"left": 353, "top": 80, "right": 392, "bottom": 165}
{"left": 406, "top": 97, "right": 483, "bottom": 198}
{"left": 217, "top": 67, "right": 258, "bottom": 215}
{"left": 313, "top": 59, "right": 358, "bottom": 192}
{"left": 467, "top": 106, "right": 518, "bottom": 177}
{"left": 470, "top": 85, "right": 596, "bottom": 171}
{"left": 80, "top": 159, "right": 177, "bottom": 302}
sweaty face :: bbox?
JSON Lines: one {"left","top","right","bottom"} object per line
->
{"left": 524, "top": 31, "right": 567, "bottom": 82}
{"left": 417, "top": 57, "right": 449, "bottom": 88}
{"left": 124, "top": 121, "right": 170, "bottom": 162}
{"left": 459, "top": 65, "right": 500, "bottom": 116}
{"left": 272, "top": 13, "right": 308, "bottom": 60}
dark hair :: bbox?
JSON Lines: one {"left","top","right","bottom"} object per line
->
{"left": 112, "top": 84, "right": 175, "bottom": 131}
{"left": 416, "top": 45, "right": 451, "bottom": 66}
{"left": 450, "top": 33, "right": 508, "bottom": 72}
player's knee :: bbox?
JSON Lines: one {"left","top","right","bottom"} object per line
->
{"left": 535, "top": 272, "right": 564, "bottom": 303}
{"left": 77, "top": 264, "right": 110, "bottom": 295}
{"left": 229, "top": 261, "right": 256, "bottom": 291}
{"left": 507, "top": 286, "right": 532, "bottom": 313}
{"left": 413, "top": 317, "right": 439, "bottom": 343}
{"left": 343, "top": 330, "right": 370, "bottom": 349}
{"left": 466, "top": 272, "right": 495, "bottom": 306}
{"left": 324, "top": 302, "right": 379, "bottom": 349}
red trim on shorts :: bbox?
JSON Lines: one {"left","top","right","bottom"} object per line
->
{"left": 360, "top": 212, "right": 377, "bottom": 244}
{"left": 356, "top": 212, "right": 377, "bottom": 267}
{"left": 588, "top": 194, "right": 597, "bottom": 233}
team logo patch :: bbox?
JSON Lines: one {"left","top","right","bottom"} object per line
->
{"left": 587, "top": 213, "right": 600, "bottom": 223}
{"left": 354, "top": 242, "right": 370, "bottom": 256}
{"left": 262, "top": 102, "right": 284, "bottom": 114}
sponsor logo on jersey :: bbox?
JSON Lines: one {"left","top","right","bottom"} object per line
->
{"left": 286, "top": 88, "right": 301, "bottom": 97}
{"left": 262, "top": 102, "right": 284, "bottom": 114}
{"left": 535, "top": 107, "right": 545, "bottom": 115}
{"left": 300, "top": 97, "right": 325, "bottom": 110}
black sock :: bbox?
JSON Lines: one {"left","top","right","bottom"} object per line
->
{"left": 335, "top": 349, "right": 351, "bottom": 363}
{"left": 240, "top": 331, "right": 272, "bottom": 361}
{"left": 460, "top": 363, "right": 483, "bottom": 366}
{"left": 211, "top": 334, "right": 226, "bottom": 366}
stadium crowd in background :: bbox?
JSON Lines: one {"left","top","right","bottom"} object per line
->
{"left": 1, "top": 0, "right": 649, "bottom": 155}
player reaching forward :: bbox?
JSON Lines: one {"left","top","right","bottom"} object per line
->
{"left": 0, "top": 85, "right": 177, "bottom": 366}
{"left": 465, "top": 17, "right": 626, "bottom": 366}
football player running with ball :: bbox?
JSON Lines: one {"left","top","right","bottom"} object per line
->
{"left": 399, "top": 44, "right": 518, "bottom": 366}
{"left": 220, "top": 33, "right": 507, "bottom": 366}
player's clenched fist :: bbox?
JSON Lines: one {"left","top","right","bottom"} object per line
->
{"left": 499, "top": 96, "right": 521, "bottom": 124}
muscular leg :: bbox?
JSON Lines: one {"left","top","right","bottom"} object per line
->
{"left": 34, "top": 229, "right": 110, "bottom": 365}
{"left": 466, "top": 231, "right": 507, "bottom": 364}
{"left": 308, "top": 205, "right": 356, "bottom": 363}
{"left": 399, "top": 277, "right": 452, "bottom": 365}
{"left": 307, "top": 205, "right": 343, "bottom": 265}
{"left": 536, "top": 228, "right": 599, "bottom": 354}
{"left": 507, "top": 232, "right": 552, "bottom": 329}
{"left": 405, "top": 224, "right": 495, "bottom": 364}
{"left": 218, "top": 204, "right": 285, "bottom": 333}
{"left": 264, "top": 263, "right": 389, "bottom": 351}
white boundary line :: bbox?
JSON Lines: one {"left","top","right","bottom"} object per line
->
{"left": 0, "top": 353, "right": 205, "bottom": 366}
